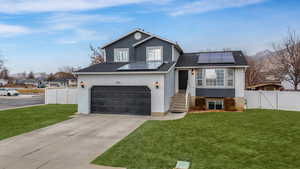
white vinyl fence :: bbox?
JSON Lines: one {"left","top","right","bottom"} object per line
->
{"left": 245, "top": 90, "right": 300, "bottom": 111}
{"left": 45, "top": 88, "right": 78, "bottom": 104}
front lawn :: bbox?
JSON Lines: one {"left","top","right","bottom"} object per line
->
{"left": 93, "top": 109, "right": 300, "bottom": 169}
{"left": 0, "top": 104, "right": 77, "bottom": 140}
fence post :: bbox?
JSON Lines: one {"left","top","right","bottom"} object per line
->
{"left": 276, "top": 91, "right": 279, "bottom": 110}
{"left": 55, "top": 89, "right": 58, "bottom": 104}
{"left": 66, "top": 88, "right": 69, "bottom": 104}
{"left": 259, "top": 90, "right": 262, "bottom": 109}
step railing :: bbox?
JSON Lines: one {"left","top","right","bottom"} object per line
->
{"left": 185, "top": 81, "right": 191, "bottom": 111}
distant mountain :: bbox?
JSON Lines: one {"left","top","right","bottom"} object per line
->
{"left": 251, "top": 49, "right": 276, "bottom": 72}
{"left": 252, "top": 49, "right": 273, "bottom": 59}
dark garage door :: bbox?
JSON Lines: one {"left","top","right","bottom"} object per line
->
{"left": 91, "top": 86, "right": 151, "bottom": 115}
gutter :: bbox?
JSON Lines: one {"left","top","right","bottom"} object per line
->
{"left": 175, "top": 65, "right": 249, "bottom": 69}
{"left": 74, "top": 63, "right": 176, "bottom": 75}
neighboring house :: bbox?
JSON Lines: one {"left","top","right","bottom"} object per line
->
{"left": 0, "top": 79, "right": 8, "bottom": 86}
{"left": 15, "top": 79, "right": 39, "bottom": 87}
{"left": 74, "top": 29, "right": 248, "bottom": 116}
{"left": 247, "top": 83, "right": 283, "bottom": 91}
{"left": 47, "top": 78, "right": 77, "bottom": 88}
{"left": 247, "top": 72, "right": 283, "bottom": 91}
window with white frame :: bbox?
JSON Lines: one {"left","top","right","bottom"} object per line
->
{"left": 196, "top": 68, "right": 234, "bottom": 88}
{"left": 227, "top": 69, "right": 234, "bottom": 87}
{"left": 207, "top": 99, "right": 224, "bottom": 110}
{"left": 146, "top": 46, "right": 162, "bottom": 61}
{"left": 114, "top": 48, "right": 129, "bottom": 62}
{"left": 205, "top": 69, "right": 224, "bottom": 87}
{"left": 196, "top": 69, "right": 203, "bottom": 86}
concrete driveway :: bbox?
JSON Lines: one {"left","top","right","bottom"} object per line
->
{"left": 0, "top": 114, "right": 147, "bottom": 169}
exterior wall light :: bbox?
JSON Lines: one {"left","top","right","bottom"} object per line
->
{"left": 155, "top": 81, "right": 160, "bottom": 89}
{"left": 192, "top": 69, "right": 195, "bottom": 75}
{"left": 80, "top": 81, "right": 85, "bottom": 88}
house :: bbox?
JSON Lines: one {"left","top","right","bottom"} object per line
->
{"left": 74, "top": 29, "right": 248, "bottom": 116}
{"left": 47, "top": 78, "right": 77, "bottom": 88}
{"left": 247, "top": 83, "right": 283, "bottom": 91}
{"left": 247, "top": 72, "right": 283, "bottom": 91}
{"left": 0, "top": 79, "right": 8, "bottom": 86}
{"left": 15, "top": 79, "right": 39, "bottom": 87}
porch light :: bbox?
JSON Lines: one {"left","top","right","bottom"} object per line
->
{"left": 155, "top": 81, "right": 160, "bottom": 89}
{"left": 192, "top": 69, "right": 195, "bottom": 75}
{"left": 80, "top": 81, "right": 85, "bottom": 88}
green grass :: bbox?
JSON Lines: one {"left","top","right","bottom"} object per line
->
{"left": 93, "top": 109, "right": 300, "bottom": 169}
{"left": 0, "top": 104, "right": 77, "bottom": 140}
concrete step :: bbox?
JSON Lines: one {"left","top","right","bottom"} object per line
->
{"left": 171, "top": 101, "right": 186, "bottom": 104}
{"left": 172, "top": 97, "right": 186, "bottom": 100}
{"left": 171, "top": 107, "right": 187, "bottom": 111}
{"left": 170, "top": 108, "right": 188, "bottom": 112}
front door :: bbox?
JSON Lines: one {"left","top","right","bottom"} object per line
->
{"left": 179, "top": 70, "right": 188, "bottom": 90}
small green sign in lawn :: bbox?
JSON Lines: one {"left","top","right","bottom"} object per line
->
{"left": 175, "top": 161, "right": 190, "bottom": 169}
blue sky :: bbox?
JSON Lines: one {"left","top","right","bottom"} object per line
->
{"left": 0, "top": 0, "right": 300, "bottom": 74}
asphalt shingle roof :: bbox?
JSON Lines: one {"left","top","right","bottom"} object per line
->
{"left": 175, "top": 51, "right": 248, "bottom": 67}
{"left": 76, "top": 51, "right": 248, "bottom": 73}
{"left": 76, "top": 62, "right": 176, "bottom": 73}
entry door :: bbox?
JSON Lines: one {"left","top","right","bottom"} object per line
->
{"left": 179, "top": 70, "right": 188, "bottom": 90}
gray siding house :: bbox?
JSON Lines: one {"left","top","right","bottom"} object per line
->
{"left": 75, "top": 29, "right": 248, "bottom": 116}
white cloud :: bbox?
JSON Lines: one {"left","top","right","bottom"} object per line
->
{"left": 0, "top": 0, "right": 154, "bottom": 14}
{"left": 46, "top": 13, "right": 132, "bottom": 31}
{"left": 0, "top": 23, "right": 30, "bottom": 37}
{"left": 56, "top": 29, "right": 107, "bottom": 44}
{"left": 169, "top": 0, "right": 267, "bottom": 16}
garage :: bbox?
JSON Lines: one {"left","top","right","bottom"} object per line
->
{"left": 91, "top": 86, "right": 151, "bottom": 115}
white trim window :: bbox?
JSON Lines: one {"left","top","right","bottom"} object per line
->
{"left": 207, "top": 99, "right": 224, "bottom": 110}
{"left": 196, "top": 69, "right": 204, "bottom": 86}
{"left": 146, "top": 46, "right": 163, "bottom": 61}
{"left": 196, "top": 68, "right": 234, "bottom": 88}
{"left": 114, "top": 48, "right": 129, "bottom": 62}
{"left": 227, "top": 69, "right": 234, "bottom": 87}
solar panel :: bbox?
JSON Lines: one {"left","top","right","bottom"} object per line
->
{"left": 198, "top": 52, "right": 235, "bottom": 64}
{"left": 118, "top": 61, "right": 163, "bottom": 71}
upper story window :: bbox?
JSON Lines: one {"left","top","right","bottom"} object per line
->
{"left": 114, "top": 48, "right": 129, "bottom": 62}
{"left": 196, "top": 68, "right": 234, "bottom": 88}
{"left": 146, "top": 46, "right": 163, "bottom": 61}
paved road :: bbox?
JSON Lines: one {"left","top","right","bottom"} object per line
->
{"left": 0, "top": 94, "right": 45, "bottom": 110}
{"left": 0, "top": 114, "right": 147, "bottom": 169}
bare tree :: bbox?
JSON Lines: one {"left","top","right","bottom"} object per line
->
{"left": 0, "top": 68, "right": 9, "bottom": 79}
{"left": 47, "top": 73, "right": 55, "bottom": 81}
{"left": 0, "top": 51, "right": 5, "bottom": 72}
{"left": 0, "top": 52, "right": 9, "bottom": 79}
{"left": 245, "top": 56, "right": 264, "bottom": 87}
{"left": 272, "top": 30, "right": 300, "bottom": 90}
{"left": 90, "top": 44, "right": 104, "bottom": 65}
{"left": 58, "top": 66, "right": 80, "bottom": 73}
{"left": 27, "top": 71, "right": 35, "bottom": 79}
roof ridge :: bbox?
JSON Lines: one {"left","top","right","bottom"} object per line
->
{"left": 184, "top": 50, "right": 242, "bottom": 54}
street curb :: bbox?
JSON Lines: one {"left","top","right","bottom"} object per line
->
{"left": 0, "top": 104, "right": 46, "bottom": 111}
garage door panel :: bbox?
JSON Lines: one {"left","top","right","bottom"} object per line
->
{"left": 91, "top": 86, "right": 151, "bottom": 115}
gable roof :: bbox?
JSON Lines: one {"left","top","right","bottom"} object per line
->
{"left": 101, "top": 29, "right": 182, "bottom": 52}
{"left": 101, "top": 29, "right": 151, "bottom": 49}
{"left": 132, "top": 35, "right": 183, "bottom": 53}
{"left": 176, "top": 51, "right": 248, "bottom": 68}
